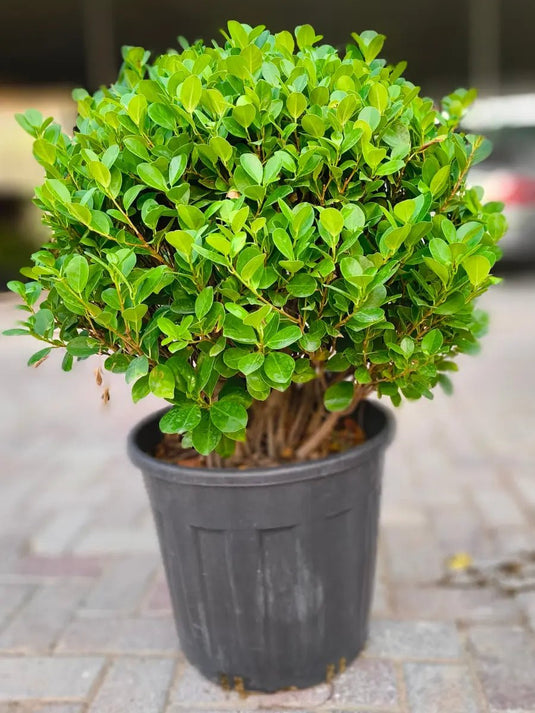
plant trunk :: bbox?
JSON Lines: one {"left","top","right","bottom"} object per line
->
{"left": 223, "top": 381, "right": 371, "bottom": 468}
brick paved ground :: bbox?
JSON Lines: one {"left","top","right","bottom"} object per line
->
{"left": 0, "top": 278, "right": 534, "bottom": 712}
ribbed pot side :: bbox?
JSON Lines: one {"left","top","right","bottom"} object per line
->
{"left": 128, "top": 400, "right": 395, "bottom": 692}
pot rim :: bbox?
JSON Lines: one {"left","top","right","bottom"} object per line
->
{"left": 127, "top": 398, "right": 395, "bottom": 487}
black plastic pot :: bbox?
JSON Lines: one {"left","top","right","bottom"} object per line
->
{"left": 128, "top": 399, "right": 394, "bottom": 692}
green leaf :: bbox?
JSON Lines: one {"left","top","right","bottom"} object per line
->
{"left": 206, "top": 233, "right": 231, "bottom": 255}
{"left": 124, "top": 136, "right": 150, "bottom": 160}
{"left": 88, "top": 161, "right": 111, "bottom": 188}
{"left": 265, "top": 326, "right": 302, "bottom": 350}
{"left": 233, "top": 103, "right": 256, "bottom": 128}
{"left": 169, "top": 154, "right": 188, "bottom": 185}
{"left": 148, "top": 103, "right": 176, "bottom": 129}
{"left": 286, "top": 92, "right": 307, "bottom": 119}
{"left": 191, "top": 411, "right": 221, "bottom": 454}
{"left": 210, "top": 398, "right": 248, "bottom": 433}
{"left": 430, "top": 165, "right": 450, "bottom": 197}
{"left": 241, "top": 254, "right": 265, "bottom": 282}
{"left": 195, "top": 287, "right": 214, "bottom": 320}
{"left": 376, "top": 159, "right": 405, "bottom": 176}
{"left": 263, "top": 352, "right": 295, "bottom": 383}
{"left": 28, "top": 347, "right": 52, "bottom": 367}
{"left": 421, "top": 329, "right": 444, "bottom": 355}
{"left": 47, "top": 179, "right": 71, "bottom": 204}
{"left": 324, "top": 381, "right": 354, "bottom": 412}
{"left": 33, "top": 307, "right": 54, "bottom": 337}
{"left": 65, "top": 255, "right": 89, "bottom": 292}
{"left": 177, "top": 204, "right": 205, "bottom": 230}
{"left": 240, "top": 153, "right": 263, "bottom": 184}
{"left": 287, "top": 274, "right": 317, "bottom": 297}
{"left": 272, "top": 228, "right": 294, "bottom": 260}
{"left": 393, "top": 199, "right": 416, "bottom": 223}
{"left": 33, "top": 139, "right": 56, "bottom": 164}
{"left": 137, "top": 163, "right": 168, "bottom": 191}
{"left": 125, "top": 355, "right": 149, "bottom": 384}
{"left": 160, "top": 403, "right": 202, "bottom": 433}
{"left": 400, "top": 336, "right": 414, "bottom": 358}
{"left": 337, "top": 95, "right": 358, "bottom": 125}
{"left": 295, "top": 24, "right": 318, "bottom": 49}
{"left": 429, "top": 238, "right": 452, "bottom": 265}
{"left": 166, "top": 230, "right": 194, "bottom": 258}
{"left": 320, "top": 208, "right": 344, "bottom": 237}
{"left": 301, "top": 114, "right": 325, "bottom": 138}
{"left": 180, "top": 75, "right": 202, "bottom": 112}
{"left": 149, "top": 364, "right": 175, "bottom": 398}
{"left": 463, "top": 255, "right": 491, "bottom": 286}
{"left": 131, "top": 375, "right": 150, "bottom": 403}
{"left": 237, "top": 352, "right": 264, "bottom": 375}
{"left": 66, "top": 336, "right": 100, "bottom": 358}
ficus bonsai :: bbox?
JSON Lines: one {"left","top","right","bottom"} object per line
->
{"left": 6, "top": 21, "right": 506, "bottom": 467}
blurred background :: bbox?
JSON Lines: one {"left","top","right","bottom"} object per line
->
{"left": 1, "top": 0, "right": 535, "bottom": 284}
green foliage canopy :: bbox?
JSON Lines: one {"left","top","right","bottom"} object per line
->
{"left": 6, "top": 22, "right": 506, "bottom": 455}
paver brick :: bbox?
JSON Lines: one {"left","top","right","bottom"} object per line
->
{"left": 393, "top": 585, "right": 523, "bottom": 624}
{"left": 81, "top": 555, "right": 157, "bottom": 614}
{"left": 468, "top": 625, "right": 535, "bottom": 711}
{"left": 0, "top": 582, "right": 88, "bottom": 653}
{"left": 329, "top": 658, "right": 398, "bottom": 708}
{"left": 0, "top": 584, "right": 34, "bottom": 627}
{"left": 73, "top": 524, "right": 158, "bottom": 555}
{"left": 404, "top": 662, "right": 481, "bottom": 713}
{"left": 366, "top": 620, "right": 462, "bottom": 659}
{"left": 30, "top": 508, "right": 92, "bottom": 556}
{"left": 472, "top": 489, "right": 527, "bottom": 529}
{"left": 56, "top": 615, "right": 179, "bottom": 654}
{"left": 0, "top": 656, "right": 104, "bottom": 701}
{"left": 0, "top": 705, "right": 83, "bottom": 713}
{"left": 383, "top": 525, "right": 443, "bottom": 584}
{"left": 88, "top": 657, "right": 175, "bottom": 713}
{"left": 15, "top": 555, "right": 103, "bottom": 578}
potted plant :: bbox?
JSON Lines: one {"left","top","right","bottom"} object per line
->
{"left": 6, "top": 21, "right": 505, "bottom": 692}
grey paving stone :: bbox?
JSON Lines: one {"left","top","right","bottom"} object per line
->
{"left": 169, "top": 663, "right": 245, "bottom": 707}
{"left": 0, "top": 705, "right": 83, "bottom": 713}
{"left": 73, "top": 524, "right": 158, "bottom": 555}
{"left": 468, "top": 625, "right": 535, "bottom": 711}
{"left": 393, "top": 585, "right": 522, "bottom": 624}
{"left": 383, "top": 525, "right": 443, "bottom": 584}
{"left": 366, "top": 620, "right": 462, "bottom": 659}
{"left": 511, "top": 470, "right": 535, "bottom": 514}
{"left": 0, "top": 656, "right": 104, "bottom": 701}
{"left": 472, "top": 489, "right": 527, "bottom": 529}
{"left": 88, "top": 657, "right": 175, "bottom": 713}
{"left": 30, "top": 508, "right": 92, "bottom": 555}
{"left": 430, "top": 505, "right": 496, "bottom": 559}
{"left": 15, "top": 555, "right": 103, "bottom": 578}
{"left": 56, "top": 615, "right": 179, "bottom": 654}
{"left": 142, "top": 574, "right": 172, "bottom": 613}
{"left": 516, "top": 591, "right": 535, "bottom": 629}
{"left": 169, "top": 666, "right": 332, "bottom": 710}
{"left": 329, "top": 658, "right": 398, "bottom": 708}
{"left": 404, "top": 662, "right": 480, "bottom": 713}
{"left": 0, "top": 584, "right": 34, "bottom": 626}
{"left": 82, "top": 555, "right": 157, "bottom": 614}
{"left": 0, "top": 582, "right": 88, "bottom": 653}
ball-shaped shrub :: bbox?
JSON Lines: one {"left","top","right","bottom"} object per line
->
{"left": 7, "top": 21, "right": 506, "bottom": 465}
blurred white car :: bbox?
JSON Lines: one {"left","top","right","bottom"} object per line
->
{"left": 464, "top": 94, "right": 535, "bottom": 262}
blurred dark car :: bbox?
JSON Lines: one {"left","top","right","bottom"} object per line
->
{"left": 464, "top": 94, "right": 535, "bottom": 263}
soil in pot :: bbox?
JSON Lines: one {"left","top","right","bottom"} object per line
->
{"left": 154, "top": 382, "right": 371, "bottom": 469}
